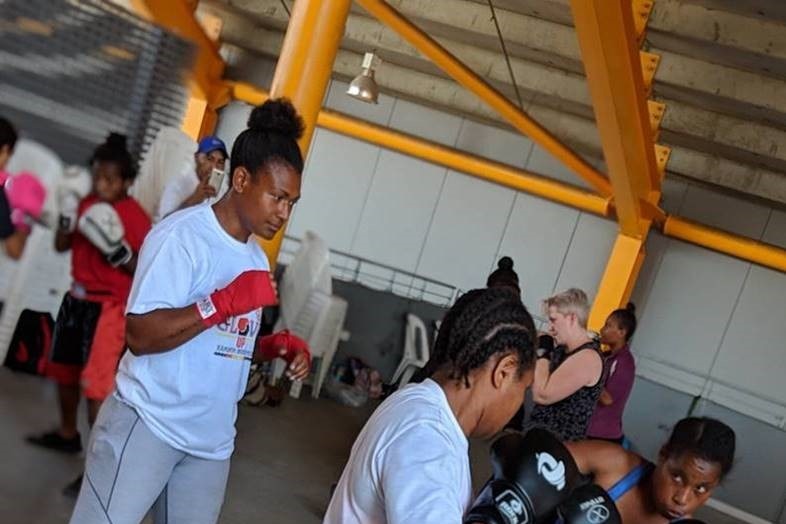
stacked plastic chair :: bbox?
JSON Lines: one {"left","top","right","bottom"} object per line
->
{"left": 274, "top": 231, "right": 349, "bottom": 399}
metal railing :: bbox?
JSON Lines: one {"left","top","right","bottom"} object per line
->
{"left": 278, "top": 235, "right": 459, "bottom": 307}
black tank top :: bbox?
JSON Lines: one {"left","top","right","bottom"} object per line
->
{"left": 526, "top": 340, "right": 607, "bottom": 441}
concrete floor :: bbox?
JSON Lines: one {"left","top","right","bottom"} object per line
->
{"left": 0, "top": 368, "right": 746, "bottom": 524}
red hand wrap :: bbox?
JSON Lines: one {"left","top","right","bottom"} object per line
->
{"left": 256, "top": 329, "right": 311, "bottom": 369}
{"left": 196, "top": 270, "right": 278, "bottom": 328}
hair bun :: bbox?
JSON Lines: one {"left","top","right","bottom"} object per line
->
{"left": 625, "top": 302, "right": 636, "bottom": 314}
{"left": 248, "top": 98, "right": 304, "bottom": 141}
{"left": 497, "top": 256, "right": 514, "bottom": 270}
{"left": 106, "top": 132, "right": 127, "bottom": 150}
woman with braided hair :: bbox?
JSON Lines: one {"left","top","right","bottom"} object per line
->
{"left": 325, "top": 287, "right": 538, "bottom": 524}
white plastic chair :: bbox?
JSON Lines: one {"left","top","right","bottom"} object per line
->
{"left": 271, "top": 232, "right": 350, "bottom": 399}
{"left": 275, "top": 289, "right": 348, "bottom": 399}
{"left": 307, "top": 294, "right": 349, "bottom": 399}
{"left": 390, "top": 313, "right": 430, "bottom": 388}
{"left": 277, "top": 231, "right": 332, "bottom": 329}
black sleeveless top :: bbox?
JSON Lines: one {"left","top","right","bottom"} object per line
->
{"left": 526, "top": 341, "right": 607, "bottom": 441}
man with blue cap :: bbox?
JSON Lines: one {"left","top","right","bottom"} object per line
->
{"left": 156, "top": 135, "right": 228, "bottom": 221}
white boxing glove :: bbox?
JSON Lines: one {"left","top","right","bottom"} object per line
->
{"left": 56, "top": 166, "right": 91, "bottom": 232}
{"left": 78, "top": 202, "right": 132, "bottom": 267}
{"left": 57, "top": 185, "right": 81, "bottom": 232}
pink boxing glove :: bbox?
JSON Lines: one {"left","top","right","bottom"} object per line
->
{"left": 4, "top": 172, "right": 46, "bottom": 233}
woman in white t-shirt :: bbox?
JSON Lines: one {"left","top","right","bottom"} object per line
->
{"left": 70, "top": 99, "right": 311, "bottom": 524}
{"left": 324, "top": 287, "right": 538, "bottom": 524}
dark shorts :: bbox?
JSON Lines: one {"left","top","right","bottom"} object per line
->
{"left": 50, "top": 293, "right": 102, "bottom": 366}
{"left": 45, "top": 293, "right": 126, "bottom": 400}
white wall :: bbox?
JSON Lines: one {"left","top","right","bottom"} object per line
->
{"left": 630, "top": 181, "right": 786, "bottom": 428}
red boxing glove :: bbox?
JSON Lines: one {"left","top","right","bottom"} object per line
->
{"left": 195, "top": 270, "right": 278, "bottom": 328}
{"left": 256, "top": 329, "right": 311, "bottom": 368}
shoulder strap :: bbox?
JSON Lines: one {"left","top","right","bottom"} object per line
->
{"left": 607, "top": 462, "right": 653, "bottom": 501}
{"left": 574, "top": 340, "right": 598, "bottom": 352}
{"left": 570, "top": 340, "right": 605, "bottom": 387}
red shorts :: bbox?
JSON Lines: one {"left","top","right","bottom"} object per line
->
{"left": 44, "top": 293, "right": 126, "bottom": 400}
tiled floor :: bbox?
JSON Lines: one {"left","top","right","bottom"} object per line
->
{"left": 0, "top": 368, "right": 752, "bottom": 523}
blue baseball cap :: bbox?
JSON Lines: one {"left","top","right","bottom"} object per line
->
{"left": 197, "top": 136, "right": 227, "bottom": 157}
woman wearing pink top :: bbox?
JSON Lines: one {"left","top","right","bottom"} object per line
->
{"left": 587, "top": 303, "right": 637, "bottom": 444}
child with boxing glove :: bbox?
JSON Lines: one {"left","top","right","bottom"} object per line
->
{"left": 27, "top": 133, "right": 150, "bottom": 497}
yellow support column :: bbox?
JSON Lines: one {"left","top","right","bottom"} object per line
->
{"left": 181, "top": 86, "right": 210, "bottom": 139}
{"left": 259, "top": 0, "right": 352, "bottom": 265}
{"left": 588, "top": 234, "right": 645, "bottom": 331}
{"left": 571, "top": 0, "right": 664, "bottom": 324}
{"left": 570, "top": 0, "right": 659, "bottom": 237}
{"left": 130, "top": 0, "right": 225, "bottom": 139}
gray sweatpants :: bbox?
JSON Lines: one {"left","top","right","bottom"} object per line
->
{"left": 70, "top": 395, "right": 231, "bottom": 524}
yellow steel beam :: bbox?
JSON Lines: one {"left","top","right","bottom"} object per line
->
{"left": 354, "top": 0, "right": 612, "bottom": 197}
{"left": 230, "top": 82, "right": 611, "bottom": 217}
{"left": 588, "top": 234, "right": 645, "bottom": 330}
{"left": 131, "top": 0, "right": 225, "bottom": 139}
{"left": 179, "top": 91, "right": 211, "bottom": 139}
{"left": 259, "top": 0, "right": 352, "bottom": 266}
{"left": 130, "top": 0, "right": 223, "bottom": 92}
{"left": 571, "top": 0, "right": 660, "bottom": 238}
{"left": 664, "top": 216, "right": 786, "bottom": 273}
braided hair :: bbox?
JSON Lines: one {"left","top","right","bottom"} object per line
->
{"left": 662, "top": 417, "right": 736, "bottom": 477}
{"left": 426, "top": 287, "right": 537, "bottom": 387}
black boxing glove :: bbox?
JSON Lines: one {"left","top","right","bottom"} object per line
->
{"left": 464, "top": 429, "right": 581, "bottom": 524}
{"left": 556, "top": 483, "right": 622, "bottom": 524}
{"left": 536, "top": 334, "right": 555, "bottom": 360}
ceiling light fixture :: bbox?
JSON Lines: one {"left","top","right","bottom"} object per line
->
{"left": 347, "top": 51, "right": 381, "bottom": 104}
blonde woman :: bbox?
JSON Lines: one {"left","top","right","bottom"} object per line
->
{"left": 526, "top": 288, "right": 606, "bottom": 441}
